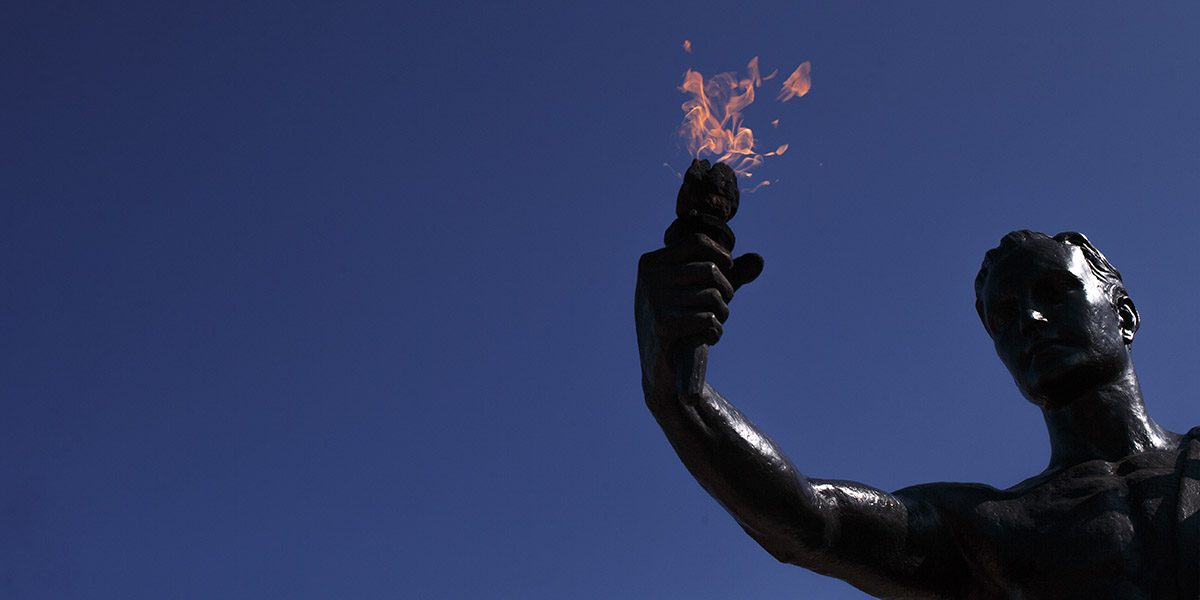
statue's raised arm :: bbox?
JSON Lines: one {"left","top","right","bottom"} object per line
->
{"left": 634, "top": 228, "right": 974, "bottom": 599}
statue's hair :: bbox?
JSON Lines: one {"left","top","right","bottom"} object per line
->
{"left": 974, "top": 230, "right": 1133, "bottom": 331}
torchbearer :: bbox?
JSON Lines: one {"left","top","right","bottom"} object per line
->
{"left": 635, "top": 175, "right": 1200, "bottom": 598}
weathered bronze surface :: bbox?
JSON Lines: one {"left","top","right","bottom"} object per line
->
{"left": 636, "top": 164, "right": 1195, "bottom": 599}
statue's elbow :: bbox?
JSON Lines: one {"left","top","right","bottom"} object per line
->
{"left": 739, "top": 517, "right": 827, "bottom": 568}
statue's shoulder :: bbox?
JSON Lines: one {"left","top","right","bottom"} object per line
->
{"left": 1176, "top": 427, "right": 1200, "bottom": 468}
{"left": 1178, "top": 427, "right": 1200, "bottom": 481}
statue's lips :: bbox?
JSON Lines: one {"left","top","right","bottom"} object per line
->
{"left": 1022, "top": 340, "right": 1071, "bottom": 370}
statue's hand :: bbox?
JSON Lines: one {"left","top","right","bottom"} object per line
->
{"left": 636, "top": 233, "right": 764, "bottom": 353}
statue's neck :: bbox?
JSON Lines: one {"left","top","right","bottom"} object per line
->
{"left": 1041, "top": 365, "right": 1179, "bottom": 471}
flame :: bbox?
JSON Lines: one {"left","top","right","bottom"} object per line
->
{"left": 677, "top": 56, "right": 811, "bottom": 183}
{"left": 678, "top": 57, "right": 768, "bottom": 177}
{"left": 777, "top": 62, "right": 812, "bottom": 102}
{"left": 682, "top": 39, "right": 692, "bottom": 53}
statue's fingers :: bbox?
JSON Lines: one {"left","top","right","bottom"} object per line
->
{"left": 650, "top": 234, "right": 734, "bottom": 270}
{"left": 660, "top": 288, "right": 730, "bottom": 323}
{"left": 670, "top": 262, "right": 735, "bottom": 302}
{"left": 656, "top": 311, "right": 723, "bottom": 346}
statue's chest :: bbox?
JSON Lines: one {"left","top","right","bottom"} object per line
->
{"left": 971, "top": 458, "right": 1178, "bottom": 597}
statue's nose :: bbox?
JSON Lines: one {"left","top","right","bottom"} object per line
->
{"left": 1019, "top": 308, "right": 1049, "bottom": 334}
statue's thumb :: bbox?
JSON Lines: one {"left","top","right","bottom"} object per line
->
{"left": 730, "top": 253, "right": 764, "bottom": 291}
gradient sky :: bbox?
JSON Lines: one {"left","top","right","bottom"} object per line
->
{"left": 3, "top": 2, "right": 1199, "bottom": 598}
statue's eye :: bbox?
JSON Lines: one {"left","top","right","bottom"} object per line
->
{"left": 1034, "top": 272, "right": 1081, "bottom": 305}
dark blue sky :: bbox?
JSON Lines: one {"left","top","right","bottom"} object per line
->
{"left": 3, "top": 2, "right": 1198, "bottom": 598}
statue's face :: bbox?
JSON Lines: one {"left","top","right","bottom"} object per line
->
{"left": 978, "top": 240, "right": 1132, "bottom": 407}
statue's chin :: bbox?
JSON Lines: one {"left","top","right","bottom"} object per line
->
{"left": 1024, "top": 371, "right": 1092, "bottom": 409}
{"left": 1021, "top": 357, "right": 1119, "bottom": 410}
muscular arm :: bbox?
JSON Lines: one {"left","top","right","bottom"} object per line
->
{"left": 635, "top": 243, "right": 971, "bottom": 599}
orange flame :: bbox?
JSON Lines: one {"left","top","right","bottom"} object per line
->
{"left": 678, "top": 56, "right": 811, "bottom": 184}
{"left": 777, "top": 62, "right": 812, "bottom": 102}
{"left": 678, "top": 57, "right": 768, "bottom": 177}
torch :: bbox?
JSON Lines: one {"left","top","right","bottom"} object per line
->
{"left": 663, "top": 56, "right": 805, "bottom": 400}
{"left": 664, "top": 158, "right": 740, "bottom": 402}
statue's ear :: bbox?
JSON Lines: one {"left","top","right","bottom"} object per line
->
{"left": 1117, "top": 296, "right": 1140, "bottom": 344}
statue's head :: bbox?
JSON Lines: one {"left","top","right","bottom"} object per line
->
{"left": 974, "top": 231, "right": 1140, "bottom": 407}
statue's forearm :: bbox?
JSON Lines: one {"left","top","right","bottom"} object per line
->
{"left": 645, "top": 381, "right": 968, "bottom": 598}
{"left": 636, "top": 283, "right": 825, "bottom": 558}
{"left": 636, "top": 270, "right": 967, "bottom": 597}
{"left": 645, "top": 371, "right": 829, "bottom": 561}
{"left": 637, "top": 297, "right": 965, "bottom": 597}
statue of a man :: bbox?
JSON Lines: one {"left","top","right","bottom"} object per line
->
{"left": 635, "top": 229, "right": 1200, "bottom": 599}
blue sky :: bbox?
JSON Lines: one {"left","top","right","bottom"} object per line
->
{"left": 3, "top": 2, "right": 1199, "bottom": 598}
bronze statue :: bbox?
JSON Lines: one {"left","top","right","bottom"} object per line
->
{"left": 636, "top": 188, "right": 1199, "bottom": 597}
